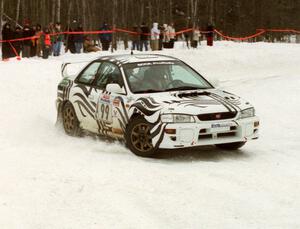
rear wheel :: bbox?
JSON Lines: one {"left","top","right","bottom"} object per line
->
{"left": 126, "top": 117, "right": 157, "bottom": 157}
{"left": 216, "top": 142, "right": 246, "bottom": 150}
{"left": 62, "top": 102, "right": 82, "bottom": 136}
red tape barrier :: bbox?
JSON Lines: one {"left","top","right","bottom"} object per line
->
{"left": 1, "top": 27, "right": 300, "bottom": 44}
{"left": 214, "top": 29, "right": 266, "bottom": 41}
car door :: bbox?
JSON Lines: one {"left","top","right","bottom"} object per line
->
{"left": 94, "top": 62, "right": 127, "bottom": 137}
{"left": 72, "top": 61, "right": 102, "bottom": 132}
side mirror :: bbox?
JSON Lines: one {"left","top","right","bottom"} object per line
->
{"left": 106, "top": 83, "right": 125, "bottom": 94}
{"left": 208, "top": 77, "right": 220, "bottom": 88}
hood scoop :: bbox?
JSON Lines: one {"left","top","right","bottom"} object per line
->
{"left": 173, "top": 91, "right": 211, "bottom": 99}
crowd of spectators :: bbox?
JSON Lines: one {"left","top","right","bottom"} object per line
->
{"left": 1, "top": 19, "right": 206, "bottom": 61}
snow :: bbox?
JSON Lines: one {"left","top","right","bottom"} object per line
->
{"left": 0, "top": 42, "right": 300, "bottom": 229}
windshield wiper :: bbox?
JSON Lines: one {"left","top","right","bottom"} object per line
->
{"left": 134, "top": 89, "right": 165, "bottom": 94}
{"left": 164, "top": 86, "right": 205, "bottom": 92}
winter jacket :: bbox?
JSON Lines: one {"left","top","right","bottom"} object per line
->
{"left": 2, "top": 23, "right": 16, "bottom": 58}
{"left": 151, "top": 23, "right": 160, "bottom": 40}
{"left": 54, "top": 28, "right": 64, "bottom": 42}
{"left": 22, "top": 26, "right": 33, "bottom": 46}
{"left": 99, "top": 24, "right": 112, "bottom": 42}
{"left": 168, "top": 25, "right": 176, "bottom": 39}
{"left": 41, "top": 33, "right": 52, "bottom": 47}
{"left": 193, "top": 29, "right": 201, "bottom": 41}
{"left": 2, "top": 23, "right": 14, "bottom": 40}
{"left": 131, "top": 27, "right": 141, "bottom": 41}
{"left": 140, "top": 25, "right": 150, "bottom": 41}
{"left": 73, "top": 27, "right": 84, "bottom": 43}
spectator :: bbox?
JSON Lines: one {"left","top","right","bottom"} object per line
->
{"left": 158, "top": 24, "right": 164, "bottom": 50}
{"left": 183, "top": 32, "right": 190, "bottom": 49}
{"left": 168, "top": 23, "right": 176, "bottom": 48}
{"left": 65, "top": 26, "right": 76, "bottom": 54}
{"left": 206, "top": 24, "right": 214, "bottom": 46}
{"left": 131, "top": 25, "right": 140, "bottom": 51}
{"left": 41, "top": 27, "right": 52, "bottom": 59}
{"left": 74, "top": 24, "right": 84, "bottom": 53}
{"left": 99, "top": 23, "right": 112, "bottom": 51}
{"left": 22, "top": 20, "right": 33, "bottom": 58}
{"left": 84, "top": 36, "right": 101, "bottom": 52}
{"left": 53, "top": 22, "right": 64, "bottom": 56}
{"left": 14, "top": 26, "right": 23, "bottom": 56}
{"left": 192, "top": 26, "right": 201, "bottom": 48}
{"left": 34, "top": 24, "right": 43, "bottom": 57}
{"left": 162, "top": 23, "right": 173, "bottom": 49}
{"left": 30, "top": 25, "right": 37, "bottom": 57}
{"left": 1, "top": 23, "right": 15, "bottom": 60}
{"left": 151, "top": 22, "right": 160, "bottom": 51}
{"left": 140, "top": 22, "right": 149, "bottom": 51}
{"left": 70, "top": 19, "right": 78, "bottom": 31}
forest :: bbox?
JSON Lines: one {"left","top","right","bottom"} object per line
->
{"left": 1, "top": 0, "right": 300, "bottom": 36}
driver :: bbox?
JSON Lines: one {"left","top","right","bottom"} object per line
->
{"left": 143, "top": 66, "right": 168, "bottom": 90}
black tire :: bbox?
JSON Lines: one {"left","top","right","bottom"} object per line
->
{"left": 62, "top": 102, "right": 82, "bottom": 137}
{"left": 216, "top": 142, "right": 246, "bottom": 150}
{"left": 125, "top": 116, "right": 157, "bottom": 157}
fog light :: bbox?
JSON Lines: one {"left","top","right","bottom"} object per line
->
{"left": 254, "top": 121, "right": 260, "bottom": 127}
{"left": 170, "top": 136, "right": 177, "bottom": 141}
{"left": 165, "top": 129, "right": 176, "bottom": 134}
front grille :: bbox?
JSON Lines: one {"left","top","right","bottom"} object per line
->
{"left": 217, "top": 132, "right": 236, "bottom": 138}
{"left": 197, "top": 112, "right": 237, "bottom": 121}
{"left": 198, "top": 134, "right": 213, "bottom": 140}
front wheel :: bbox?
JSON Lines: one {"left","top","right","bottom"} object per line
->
{"left": 216, "top": 142, "right": 246, "bottom": 150}
{"left": 125, "top": 117, "right": 157, "bottom": 157}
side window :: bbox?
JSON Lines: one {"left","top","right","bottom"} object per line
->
{"left": 96, "top": 62, "right": 124, "bottom": 89}
{"left": 77, "top": 62, "right": 101, "bottom": 85}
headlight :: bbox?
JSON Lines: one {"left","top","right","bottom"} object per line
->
{"left": 161, "top": 114, "right": 195, "bottom": 123}
{"left": 239, "top": 108, "right": 255, "bottom": 119}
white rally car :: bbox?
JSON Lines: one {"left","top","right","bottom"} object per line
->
{"left": 56, "top": 54, "right": 259, "bottom": 157}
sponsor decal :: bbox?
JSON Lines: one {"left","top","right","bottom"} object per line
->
{"left": 113, "top": 109, "right": 118, "bottom": 116}
{"left": 101, "top": 94, "right": 111, "bottom": 103}
{"left": 136, "top": 61, "right": 175, "bottom": 67}
{"left": 112, "top": 128, "right": 123, "bottom": 135}
{"left": 113, "top": 98, "right": 120, "bottom": 107}
{"left": 211, "top": 123, "right": 231, "bottom": 128}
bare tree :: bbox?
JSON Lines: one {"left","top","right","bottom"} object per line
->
{"left": 15, "top": 0, "right": 21, "bottom": 25}
{"left": 0, "top": 0, "right": 300, "bottom": 42}
{"left": 0, "top": 0, "right": 4, "bottom": 41}
{"left": 169, "top": 0, "right": 173, "bottom": 23}
{"left": 56, "top": 0, "right": 61, "bottom": 22}
{"left": 191, "top": 0, "right": 198, "bottom": 27}
{"left": 82, "top": 0, "right": 86, "bottom": 28}
{"left": 208, "top": 0, "right": 215, "bottom": 25}
{"left": 51, "top": 0, "right": 56, "bottom": 23}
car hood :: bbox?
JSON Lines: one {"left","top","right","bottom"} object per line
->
{"left": 135, "top": 89, "right": 253, "bottom": 116}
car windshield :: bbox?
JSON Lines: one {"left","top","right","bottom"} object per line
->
{"left": 123, "top": 61, "right": 213, "bottom": 94}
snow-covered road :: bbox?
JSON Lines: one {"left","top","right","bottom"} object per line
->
{"left": 0, "top": 42, "right": 300, "bottom": 229}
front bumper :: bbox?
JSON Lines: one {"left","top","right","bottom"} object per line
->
{"left": 159, "top": 116, "right": 259, "bottom": 149}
